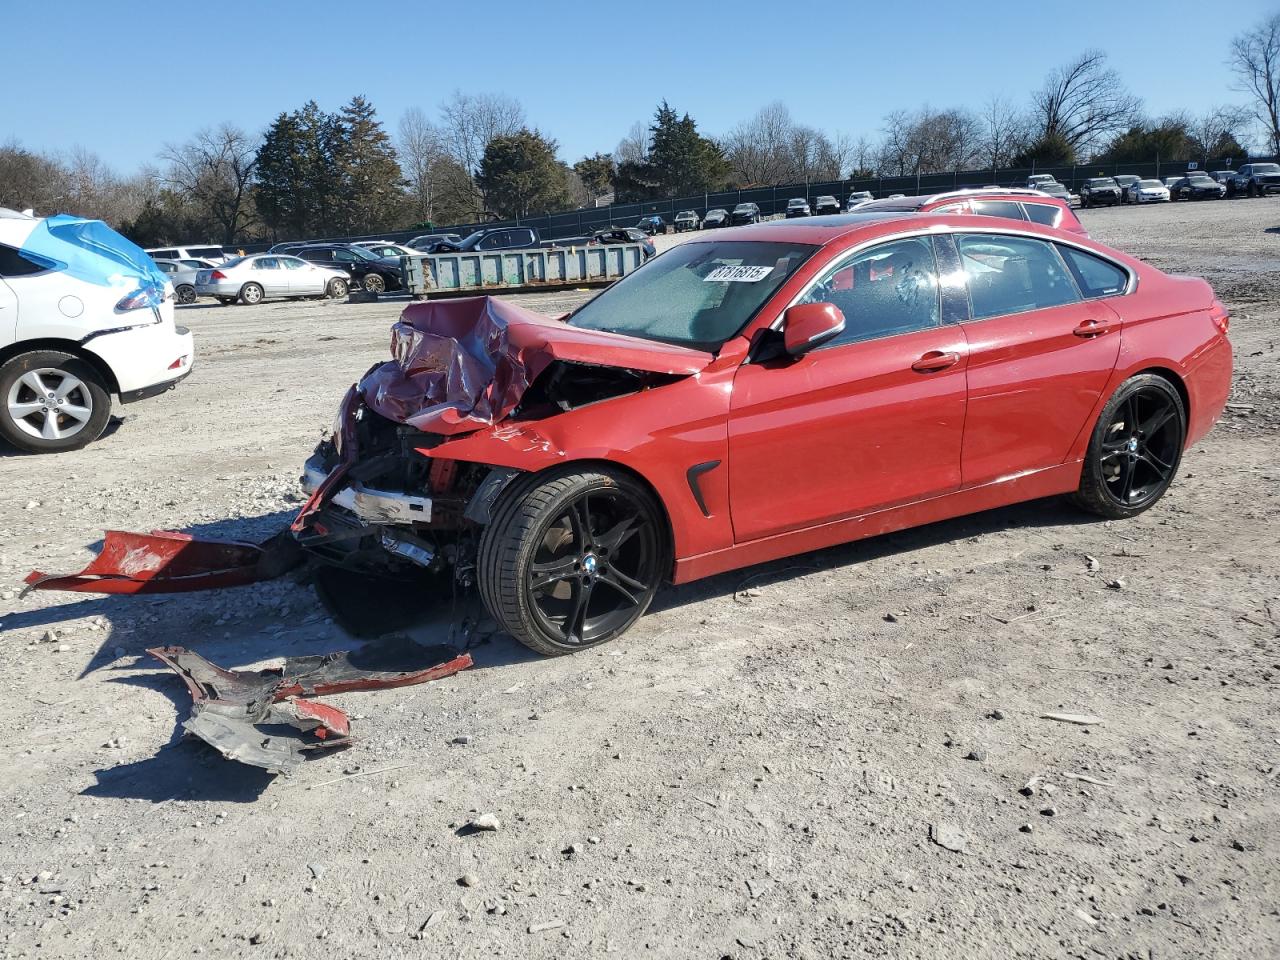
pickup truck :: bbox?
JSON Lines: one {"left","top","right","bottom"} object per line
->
{"left": 1227, "top": 163, "right": 1280, "bottom": 197}
{"left": 423, "top": 226, "right": 541, "bottom": 254}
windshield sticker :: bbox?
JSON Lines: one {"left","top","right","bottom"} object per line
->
{"left": 703, "top": 265, "right": 773, "bottom": 283}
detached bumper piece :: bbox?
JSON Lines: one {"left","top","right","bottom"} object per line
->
{"left": 23, "top": 529, "right": 301, "bottom": 596}
{"left": 149, "top": 636, "right": 473, "bottom": 774}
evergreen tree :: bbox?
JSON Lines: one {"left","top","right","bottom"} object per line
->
{"left": 476, "top": 129, "right": 572, "bottom": 219}
{"left": 333, "top": 95, "right": 405, "bottom": 234}
{"left": 614, "top": 102, "right": 729, "bottom": 201}
{"left": 254, "top": 101, "right": 341, "bottom": 238}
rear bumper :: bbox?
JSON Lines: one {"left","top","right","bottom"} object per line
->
{"left": 85, "top": 321, "right": 195, "bottom": 395}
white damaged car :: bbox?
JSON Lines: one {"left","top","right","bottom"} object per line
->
{"left": 0, "top": 208, "right": 194, "bottom": 453}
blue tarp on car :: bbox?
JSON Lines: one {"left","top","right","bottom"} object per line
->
{"left": 19, "top": 215, "right": 167, "bottom": 308}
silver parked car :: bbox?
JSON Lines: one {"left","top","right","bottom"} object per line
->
{"left": 353, "top": 241, "right": 420, "bottom": 259}
{"left": 846, "top": 191, "right": 874, "bottom": 210}
{"left": 194, "top": 254, "right": 350, "bottom": 305}
{"left": 154, "top": 258, "right": 215, "bottom": 304}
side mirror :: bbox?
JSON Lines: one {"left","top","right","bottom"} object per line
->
{"left": 783, "top": 302, "right": 845, "bottom": 357}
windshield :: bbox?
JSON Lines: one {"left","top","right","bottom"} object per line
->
{"left": 1138, "top": 180, "right": 1162, "bottom": 188}
{"left": 1253, "top": 163, "right": 1280, "bottom": 173}
{"left": 567, "top": 240, "right": 816, "bottom": 351}
{"left": 733, "top": 205, "right": 753, "bottom": 213}
{"left": 1087, "top": 179, "right": 1116, "bottom": 187}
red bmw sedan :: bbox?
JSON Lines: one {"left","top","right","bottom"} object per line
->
{"left": 295, "top": 212, "right": 1233, "bottom": 655}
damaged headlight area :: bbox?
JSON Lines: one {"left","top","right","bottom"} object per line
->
{"left": 293, "top": 398, "right": 494, "bottom": 579}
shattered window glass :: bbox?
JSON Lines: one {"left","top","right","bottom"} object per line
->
{"left": 567, "top": 240, "right": 816, "bottom": 351}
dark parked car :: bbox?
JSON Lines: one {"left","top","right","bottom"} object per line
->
{"left": 785, "top": 198, "right": 811, "bottom": 218}
{"left": 635, "top": 215, "right": 668, "bottom": 236}
{"left": 590, "top": 227, "right": 656, "bottom": 258}
{"left": 702, "top": 208, "right": 730, "bottom": 229}
{"left": 1228, "top": 163, "right": 1280, "bottom": 197}
{"left": 408, "top": 232, "right": 463, "bottom": 252}
{"left": 812, "top": 195, "right": 840, "bottom": 215}
{"left": 730, "top": 202, "right": 762, "bottom": 225}
{"left": 1113, "top": 175, "right": 1141, "bottom": 203}
{"left": 1168, "top": 174, "right": 1226, "bottom": 201}
{"left": 432, "top": 226, "right": 541, "bottom": 254}
{"left": 1208, "top": 170, "right": 1236, "bottom": 188}
{"left": 1079, "top": 177, "right": 1122, "bottom": 208}
{"left": 673, "top": 210, "right": 700, "bottom": 232}
{"left": 294, "top": 243, "right": 403, "bottom": 293}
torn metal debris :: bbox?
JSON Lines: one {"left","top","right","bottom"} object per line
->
{"left": 23, "top": 529, "right": 301, "bottom": 596}
{"left": 149, "top": 637, "right": 472, "bottom": 774}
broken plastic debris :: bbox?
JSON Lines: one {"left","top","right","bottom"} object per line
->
{"left": 23, "top": 529, "right": 301, "bottom": 596}
{"left": 149, "top": 637, "right": 472, "bottom": 774}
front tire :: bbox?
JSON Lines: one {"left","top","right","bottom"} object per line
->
{"left": 0, "top": 351, "right": 112, "bottom": 453}
{"left": 477, "top": 468, "right": 667, "bottom": 656}
{"left": 1073, "top": 374, "right": 1186, "bottom": 520}
{"left": 175, "top": 284, "right": 197, "bottom": 305}
{"left": 363, "top": 273, "right": 385, "bottom": 294}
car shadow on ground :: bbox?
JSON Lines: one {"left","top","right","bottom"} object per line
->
{"left": 0, "top": 416, "right": 125, "bottom": 458}
{"left": 650, "top": 494, "right": 1106, "bottom": 615}
{"left": 82, "top": 739, "right": 277, "bottom": 803}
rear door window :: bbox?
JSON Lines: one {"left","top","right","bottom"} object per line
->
{"left": 1057, "top": 245, "right": 1129, "bottom": 299}
{"left": 189, "top": 247, "right": 223, "bottom": 259}
{"left": 253, "top": 257, "right": 280, "bottom": 270}
{"left": 151, "top": 249, "right": 179, "bottom": 260}
{"left": 956, "top": 234, "right": 1080, "bottom": 320}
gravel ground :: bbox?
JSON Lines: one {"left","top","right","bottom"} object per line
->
{"left": 1, "top": 200, "right": 1277, "bottom": 959}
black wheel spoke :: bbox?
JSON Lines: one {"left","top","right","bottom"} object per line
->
{"left": 568, "top": 495, "right": 593, "bottom": 549}
{"left": 565, "top": 579, "right": 593, "bottom": 642}
{"left": 1139, "top": 451, "right": 1171, "bottom": 479}
{"left": 1117, "top": 455, "right": 1137, "bottom": 502}
{"left": 1139, "top": 404, "right": 1175, "bottom": 438}
{"left": 596, "top": 514, "right": 643, "bottom": 553}
{"left": 529, "top": 556, "right": 579, "bottom": 592}
{"left": 595, "top": 570, "right": 641, "bottom": 607}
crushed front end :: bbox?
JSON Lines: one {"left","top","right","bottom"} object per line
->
{"left": 291, "top": 386, "right": 493, "bottom": 585}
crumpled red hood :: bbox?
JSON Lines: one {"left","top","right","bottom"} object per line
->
{"left": 360, "top": 296, "right": 713, "bottom": 435}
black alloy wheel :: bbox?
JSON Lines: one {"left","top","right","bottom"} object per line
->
{"left": 478, "top": 469, "right": 665, "bottom": 655}
{"left": 1074, "top": 374, "right": 1186, "bottom": 519}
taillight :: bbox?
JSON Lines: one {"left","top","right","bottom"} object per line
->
{"left": 210, "top": 270, "right": 227, "bottom": 281}
{"left": 115, "top": 281, "right": 165, "bottom": 312}
{"left": 1209, "top": 300, "right": 1230, "bottom": 335}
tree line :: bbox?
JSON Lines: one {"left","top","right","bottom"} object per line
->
{"left": 2, "top": 12, "right": 1279, "bottom": 245}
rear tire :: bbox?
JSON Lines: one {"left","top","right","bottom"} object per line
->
{"left": 1073, "top": 374, "right": 1186, "bottom": 520}
{"left": 477, "top": 468, "right": 667, "bottom": 656}
{"left": 0, "top": 350, "right": 112, "bottom": 454}
{"left": 239, "top": 282, "right": 264, "bottom": 305}
{"left": 327, "top": 278, "right": 349, "bottom": 298}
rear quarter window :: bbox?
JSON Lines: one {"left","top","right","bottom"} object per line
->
{"left": 1022, "top": 203, "right": 1063, "bottom": 228}
{"left": 1057, "top": 245, "right": 1129, "bottom": 298}
{"left": 0, "top": 245, "right": 55, "bottom": 277}
{"left": 970, "top": 200, "right": 1027, "bottom": 221}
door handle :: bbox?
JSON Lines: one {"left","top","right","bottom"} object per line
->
{"left": 911, "top": 350, "right": 960, "bottom": 372}
{"left": 1073, "top": 318, "right": 1113, "bottom": 337}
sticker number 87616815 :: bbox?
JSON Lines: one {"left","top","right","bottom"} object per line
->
{"left": 703, "top": 265, "right": 774, "bottom": 283}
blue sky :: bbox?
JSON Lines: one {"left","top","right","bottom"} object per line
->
{"left": 4, "top": 0, "right": 1272, "bottom": 171}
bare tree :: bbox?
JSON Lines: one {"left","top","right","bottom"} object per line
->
{"left": 438, "top": 91, "right": 526, "bottom": 175}
{"left": 722, "top": 103, "right": 848, "bottom": 184}
{"left": 1188, "top": 105, "right": 1251, "bottom": 162}
{"left": 399, "top": 107, "right": 449, "bottom": 223}
{"left": 1032, "top": 50, "right": 1142, "bottom": 157}
{"left": 875, "top": 107, "right": 982, "bottom": 176}
{"left": 1230, "top": 13, "right": 1280, "bottom": 155}
{"left": 160, "top": 124, "right": 259, "bottom": 244}
{"left": 614, "top": 121, "right": 651, "bottom": 166}
{"left": 978, "top": 95, "right": 1029, "bottom": 172}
